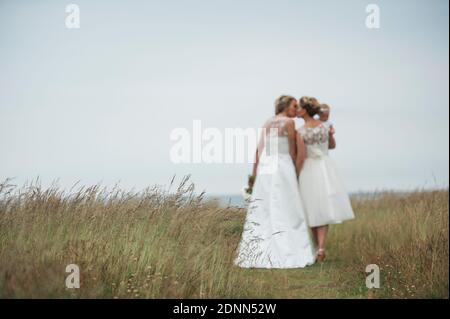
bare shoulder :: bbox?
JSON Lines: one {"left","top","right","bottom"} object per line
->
{"left": 263, "top": 117, "right": 275, "bottom": 128}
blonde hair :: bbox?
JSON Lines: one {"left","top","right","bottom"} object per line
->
{"left": 299, "top": 96, "right": 320, "bottom": 117}
{"left": 319, "top": 104, "right": 330, "bottom": 114}
{"left": 274, "top": 95, "right": 296, "bottom": 115}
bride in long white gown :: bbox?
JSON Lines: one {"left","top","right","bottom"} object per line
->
{"left": 234, "top": 96, "right": 316, "bottom": 269}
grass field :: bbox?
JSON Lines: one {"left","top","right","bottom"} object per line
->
{"left": 0, "top": 177, "right": 448, "bottom": 299}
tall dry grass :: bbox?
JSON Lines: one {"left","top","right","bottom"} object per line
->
{"left": 332, "top": 190, "right": 449, "bottom": 298}
{"left": 0, "top": 177, "right": 448, "bottom": 298}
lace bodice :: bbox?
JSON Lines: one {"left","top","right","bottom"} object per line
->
{"left": 263, "top": 116, "right": 292, "bottom": 137}
{"left": 299, "top": 124, "right": 330, "bottom": 159}
{"left": 299, "top": 124, "right": 329, "bottom": 145}
{"left": 259, "top": 116, "right": 293, "bottom": 155}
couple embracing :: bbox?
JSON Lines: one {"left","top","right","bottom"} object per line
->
{"left": 235, "top": 95, "right": 355, "bottom": 269}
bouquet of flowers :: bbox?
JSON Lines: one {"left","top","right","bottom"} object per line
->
{"left": 242, "top": 175, "right": 255, "bottom": 202}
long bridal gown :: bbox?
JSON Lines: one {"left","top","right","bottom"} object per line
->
{"left": 234, "top": 117, "right": 315, "bottom": 269}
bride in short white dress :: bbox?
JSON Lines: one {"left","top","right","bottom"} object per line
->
{"left": 298, "top": 121, "right": 355, "bottom": 227}
{"left": 234, "top": 96, "right": 315, "bottom": 269}
{"left": 295, "top": 96, "right": 355, "bottom": 262}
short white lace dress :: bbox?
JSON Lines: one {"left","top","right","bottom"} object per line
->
{"left": 298, "top": 123, "right": 355, "bottom": 227}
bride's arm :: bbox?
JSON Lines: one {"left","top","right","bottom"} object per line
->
{"left": 328, "top": 126, "right": 336, "bottom": 149}
{"left": 295, "top": 132, "right": 306, "bottom": 177}
{"left": 251, "top": 151, "right": 259, "bottom": 182}
{"left": 286, "top": 120, "right": 297, "bottom": 163}
{"left": 250, "top": 126, "right": 266, "bottom": 184}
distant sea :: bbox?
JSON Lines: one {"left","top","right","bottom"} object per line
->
{"left": 206, "top": 194, "right": 248, "bottom": 208}
{"left": 206, "top": 191, "right": 411, "bottom": 208}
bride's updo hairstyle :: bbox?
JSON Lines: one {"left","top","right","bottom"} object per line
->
{"left": 274, "top": 95, "right": 296, "bottom": 115}
{"left": 299, "top": 96, "right": 320, "bottom": 117}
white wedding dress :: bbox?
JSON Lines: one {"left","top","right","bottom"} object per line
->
{"left": 298, "top": 123, "right": 355, "bottom": 227}
{"left": 234, "top": 117, "right": 316, "bottom": 269}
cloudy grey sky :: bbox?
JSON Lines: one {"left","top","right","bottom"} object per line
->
{"left": 0, "top": 0, "right": 448, "bottom": 195}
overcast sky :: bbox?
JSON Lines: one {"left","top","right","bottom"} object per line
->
{"left": 0, "top": 0, "right": 448, "bottom": 195}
